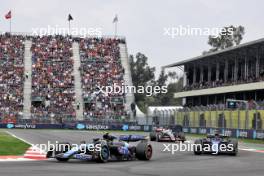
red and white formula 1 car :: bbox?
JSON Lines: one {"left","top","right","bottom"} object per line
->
{"left": 149, "top": 125, "right": 186, "bottom": 142}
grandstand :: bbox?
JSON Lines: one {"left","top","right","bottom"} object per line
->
{"left": 0, "top": 34, "right": 24, "bottom": 123}
{"left": 0, "top": 33, "right": 135, "bottom": 124}
{"left": 164, "top": 38, "right": 264, "bottom": 130}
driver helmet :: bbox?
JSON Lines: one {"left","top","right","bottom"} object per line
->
{"left": 215, "top": 130, "right": 220, "bottom": 137}
{"left": 103, "top": 132, "right": 110, "bottom": 140}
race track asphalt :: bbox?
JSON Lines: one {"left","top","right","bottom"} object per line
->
{"left": 0, "top": 129, "right": 264, "bottom": 176}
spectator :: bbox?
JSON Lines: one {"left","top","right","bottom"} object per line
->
{"left": 30, "top": 35, "right": 75, "bottom": 122}
{"left": 79, "top": 38, "right": 127, "bottom": 121}
{"left": 0, "top": 33, "right": 25, "bottom": 122}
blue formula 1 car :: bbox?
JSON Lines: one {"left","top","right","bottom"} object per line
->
{"left": 193, "top": 132, "right": 238, "bottom": 156}
{"left": 46, "top": 133, "right": 153, "bottom": 163}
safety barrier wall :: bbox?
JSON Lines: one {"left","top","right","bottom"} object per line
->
{"left": 176, "top": 110, "right": 264, "bottom": 130}
{"left": 0, "top": 123, "right": 152, "bottom": 132}
{"left": 1, "top": 123, "right": 264, "bottom": 139}
{"left": 182, "top": 127, "right": 264, "bottom": 140}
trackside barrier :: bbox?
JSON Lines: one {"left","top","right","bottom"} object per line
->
{"left": 182, "top": 127, "right": 264, "bottom": 139}
{"left": 1, "top": 123, "right": 263, "bottom": 139}
{"left": 0, "top": 123, "right": 62, "bottom": 129}
{"left": 0, "top": 123, "right": 152, "bottom": 132}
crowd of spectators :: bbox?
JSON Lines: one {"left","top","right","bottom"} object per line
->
{"left": 79, "top": 38, "right": 127, "bottom": 120}
{"left": 183, "top": 75, "right": 264, "bottom": 91}
{"left": 0, "top": 35, "right": 129, "bottom": 124}
{"left": 31, "top": 35, "right": 75, "bottom": 122}
{"left": 181, "top": 99, "right": 264, "bottom": 112}
{"left": 1, "top": 33, "right": 264, "bottom": 124}
{"left": 0, "top": 34, "right": 25, "bottom": 123}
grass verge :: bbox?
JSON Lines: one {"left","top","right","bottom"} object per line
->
{"left": 0, "top": 131, "right": 31, "bottom": 155}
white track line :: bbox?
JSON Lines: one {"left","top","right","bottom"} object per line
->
{"left": 4, "top": 130, "right": 47, "bottom": 159}
{"left": 5, "top": 130, "right": 46, "bottom": 152}
{"left": 5, "top": 130, "right": 33, "bottom": 146}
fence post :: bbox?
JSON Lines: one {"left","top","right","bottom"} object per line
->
{"left": 245, "top": 109, "right": 249, "bottom": 129}
{"left": 209, "top": 110, "right": 212, "bottom": 128}
{"left": 238, "top": 109, "right": 240, "bottom": 129}
{"left": 229, "top": 110, "right": 232, "bottom": 129}
{"left": 216, "top": 109, "right": 218, "bottom": 128}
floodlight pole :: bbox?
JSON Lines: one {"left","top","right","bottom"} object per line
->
{"left": 68, "top": 20, "right": 71, "bottom": 35}
{"left": 114, "top": 21, "right": 117, "bottom": 37}
{"left": 9, "top": 18, "right": 11, "bottom": 34}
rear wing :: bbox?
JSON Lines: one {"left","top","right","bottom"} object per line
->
{"left": 119, "top": 135, "right": 148, "bottom": 142}
{"left": 152, "top": 127, "right": 164, "bottom": 132}
{"left": 206, "top": 134, "right": 230, "bottom": 138}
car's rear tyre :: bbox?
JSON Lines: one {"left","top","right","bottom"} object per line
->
{"left": 55, "top": 142, "right": 71, "bottom": 162}
{"left": 136, "top": 142, "right": 152, "bottom": 160}
{"left": 149, "top": 132, "right": 156, "bottom": 141}
{"left": 96, "top": 144, "right": 110, "bottom": 163}
{"left": 46, "top": 151, "right": 53, "bottom": 158}
{"left": 229, "top": 139, "right": 238, "bottom": 156}
{"left": 194, "top": 139, "right": 202, "bottom": 155}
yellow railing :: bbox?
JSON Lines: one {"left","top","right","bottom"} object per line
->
{"left": 176, "top": 110, "right": 264, "bottom": 130}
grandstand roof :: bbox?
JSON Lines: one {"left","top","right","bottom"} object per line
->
{"left": 163, "top": 37, "right": 264, "bottom": 68}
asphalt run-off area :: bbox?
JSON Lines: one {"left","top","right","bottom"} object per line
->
{"left": 0, "top": 129, "right": 263, "bottom": 176}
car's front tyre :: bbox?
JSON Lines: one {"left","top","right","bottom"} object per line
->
{"left": 96, "top": 144, "right": 110, "bottom": 163}
{"left": 194, "top": 139, "right": 203, "bottom": 155}
{"left": 55, "top": 142, "right": 71, "bottom": 162}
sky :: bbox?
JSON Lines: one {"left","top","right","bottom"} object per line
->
{"left": 1, "top": 0, "right": 263, "bottom": 77}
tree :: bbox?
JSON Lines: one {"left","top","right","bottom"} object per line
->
{"left": 168, "top": 71, "right": 178, "bottom": 81}
{"left": 152, "top": 73, "right": 183, "bottom": 106}
{"left": 130, "top": 53, "right": 183, "bottom": 112}
{"left": 203, "top": 25, "right": 245, "bottom": 54}
{"left": 156, "top": 70, "right": 168, "bottom": 87}
{"left": 129, "top": 53, "right": 155, "bottom": 112}
{"left": 130, "top": 53, "right": 155, "bottom": 88}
